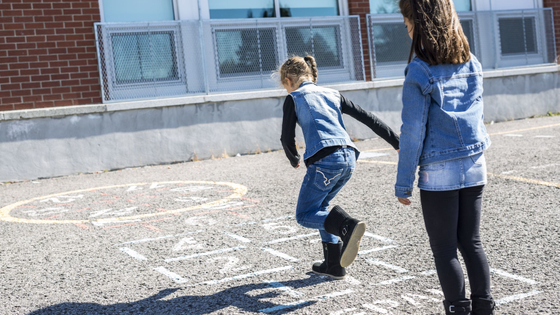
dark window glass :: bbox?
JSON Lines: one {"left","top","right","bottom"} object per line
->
{"left": 215, "top": 28, "right": 277, "bottom": 77}
{"left": 111, "top": 32, "right": 178, "bottom": 83}
{"left": 209, "top": 0, "right": 275, "bottom": 19}
{"left": 499, "top": 17, "right": 537, "bottom": 55}
{"left": 371, "top": 23, "right": 412, "bottom": 63}
{"left": 285, "top": 26, "right": 342, "bottom": 68}
{"left": 279, "top": 0, "right": 339, "bottom": 17}
{"left": 460, "top": 19, "right": 475, "bottom": 53}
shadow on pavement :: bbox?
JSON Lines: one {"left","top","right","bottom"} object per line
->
{"left": 27, "top": 273, "right": 333, "bottom": 314}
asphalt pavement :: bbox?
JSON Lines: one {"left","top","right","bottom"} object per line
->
{"left": 0, "top": 115, "right": 559, "bottom": 314}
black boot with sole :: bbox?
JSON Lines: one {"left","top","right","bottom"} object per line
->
{"left": 312, "top": 242, "right": 346, "bottom": 279}
{"left": 323, "top": 205, "right": 366, "bottom": 268}
{"left": 471, "top": 296, "right": 495, "bottom": 315}
{"left": 443, "top": 300, "right": 472, "bottom": 315}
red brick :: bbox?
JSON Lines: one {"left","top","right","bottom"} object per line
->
{"left": 20, "top": 69, "right": 40, "bottom": 76}
{"left": 13, "top": 16, "right": 34, "bottom": 23}
{"left": 0, "top": 70, "right": 19, "bottom": 77}
{"left": 21, "top": 82, "right": 40, "bottom": 89}
{"left": 47, "top": 48, "right": 67, "bottom": 54}
{"left": 67, "top": 46, "right": 86, "bottom": 54}
{"left": 55, "top": 28, "right": 76, "bottom": 35}
{"left": 64, "top": 22, "right": 84, "bottom": 28}
{"left": 52, "top": 3, "right": 72, "bottom": 9}
{"left": 18, "top": 56, "right": 38, "bottom": 62}
{"left": 12, "top": 3, "right": 32, "bottom": 10}
{"left": 54, "top": 15, "right": 73, "bottom": 22}
{"left": 16, "top": 42, "right": 36, "bottom": 49}
{"left": 0, "top": 105, "right": 15, "bottom": 111}
{"left": 58, "top": 54, "right": 77, "bottom": 61}
{"left": 38, "top": 55, "right": 58, "bottom": 61}
{"left": 36, "top": 42, "right": 56, "bottom": 49}
{"left": 10, "top": 75, "right": 30, "bottom": 83}
{"left": 4, "top": 23, "right": 25, "bottom": 30}
{"left": 22, "top": 95, "right": 43, "bottom": 102}
{"left": 49, "top": 61, "right": 69, "bottom": 67}
{"left": 3, "top": 10, "right": 23, "bottom": 17}
{"left": 69, "top": 59, "right": 88, "bottom": 67}
{"left": 33, "top": 3, "right": 53, "bottom": 9}
{"left": 40, "top": 68, "right": 60, "bottom": 75}
{"left": 13, "top": 103, "right": 35, "bottom": 110}
{"left": 0, "top": 43, "right": 17, "bottom": 50}
{"left": 23, "top": 10, "right": 43, "bottom": 16}
{"left": 73, "top": 15, "right": 93, "bottom": 22}
{"left": 42, "top": 81, "right": 61, "bottom": 88}
{"left": 46, "top": 35, "right": 65, "bottom": 41}
{"left": 51, "top": 73, "right": 69, "bottom": 80}
{"left": 24, "top": 22, "right": 45, "bottom": 29}
{"left": 34, "top": 101, "right": 55, "bottom": 108}
{"left": 82, "top": 91, "right": 100, "bottom": 98}
{"left": 43, "top": 93, "right": 62, "bottom": 101}
{"left": 71, "top": 85, "right": 90, "bottom": 92}
{"left": 9, "top": 63, "right": 29, "bottom": 70}
{"left": 60, "top": 67, "right": 80, "bottom": 73}
{"left": 31, "top": 75, "right": 50, "bottom": 82}
{"left": 71, "top": 2, "right": 91, "bottom": 9}
{"left": 62, "top": 92, "right": 80, "bottom": 99}
{"left": 11, "top": 89, "right": 31, "bottom": 97}
{"left": 52, "top": 87, "right": 71, "bottom": 94}
{"left": 2, "top": 97, "right": 22, "bottom": 104}
{"left": 32, "top": 88, "right": 51, "bottom": 95}
{"left": 6, "top": 36, "right": 26, "bottom": 43}
{"left": 26, "top": 36, "right": 47, "bottom": 42}
{"left": 0, "top": 30, "right": 16, "bottom": 37}
{"left": 34, "top": 16, "right": 54, "bottom": 22}
{"left": 54, "top": 100, "right": 73, "bottom": 106}
{"left": 28, "top": 49, "right": 49, "bottom": 55}
{"left": 36, "top": 29, "right": 55, "bottom": 35}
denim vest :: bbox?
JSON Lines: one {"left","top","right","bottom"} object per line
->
{"left": 290, "top": 81, "right": 358, "bottom": 161}
{"left": 395, "top": 54, "right": 491, "bottom": 198}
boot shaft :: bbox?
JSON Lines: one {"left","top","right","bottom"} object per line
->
{"left": 471, "top": 296, "right": 495, "bottom": 315}
{"left": 443, "top": 300, "right": 472, "bottom": 315}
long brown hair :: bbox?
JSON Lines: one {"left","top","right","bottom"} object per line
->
{"left": 279, "top": 55, "right": 318, "bottom": 88}
{"left": 399, "top": 0, "right": 470, "bottom": 64}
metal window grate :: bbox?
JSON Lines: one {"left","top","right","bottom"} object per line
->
{"left": 367, "top": 8, "right": 557, "bottom": 79}
{"left": 95, "top": 16, "right": 365, "bottom": 103}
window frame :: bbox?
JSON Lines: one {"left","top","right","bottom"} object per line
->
{"left": 98, "top": 0, "right": 179, "bottom": 22}
{"left": 203, "top": 0, "right": 348, "bottom": 19}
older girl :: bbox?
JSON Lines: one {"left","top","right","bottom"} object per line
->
{"left": 280, "top": 55, "right": 400, "bottom": 279}
{"left": 395, "top": 0, "right": 495, "bottom": 314}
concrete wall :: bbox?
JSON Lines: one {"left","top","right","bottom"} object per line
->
{"left": 1, "top": 70, "right": 559, "bottom": 182}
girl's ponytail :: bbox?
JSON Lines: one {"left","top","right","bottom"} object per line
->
{"left": 304, "top": 56, "right": 318, "bottom": 83}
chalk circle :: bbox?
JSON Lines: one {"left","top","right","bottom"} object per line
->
{"left": 0, "top": 181, "right": 248, "bottom": 225}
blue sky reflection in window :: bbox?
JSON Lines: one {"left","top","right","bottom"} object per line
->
{"left": 279, "top": 0, "right": 339, "bottom": 17}
{"left": 209, "top": 0, "right": 275, "bottom": 19}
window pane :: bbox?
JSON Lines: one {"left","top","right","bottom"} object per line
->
{"left": 209, "top": 0, "right": 275, "bottom": 19}
{"left": 215, "top": 28, "right": 277, "bottom": 77}
{"left": 369, "top": 0, "right": 470, "bottom": 14}
{"left": 103, "top": 0, "right": 174, "bottom": 22}
{"left": 454, "top": 0, "right": 471, "bottom": 12}
{"left": 285, "top": 26, "right": 342, "bottom": 68}
{"left": 279, "top": 0, "right": 339, "bottom": 17}
{"left": 499, "top": 17, "right": 537, "bottom": 55}
{"left": 460, "top": 19, "right": 475, "bottom": 53}
{"left": 371, "top": 23, "right": 412, "bottom": 63}
{"left": 369, "top": 0, "right": 400, "bottom": 14}
{"left": 112, "top": 32, "right": 178, "bottom": 83}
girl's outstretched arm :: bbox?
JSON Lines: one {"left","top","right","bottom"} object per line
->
{"left": 340, "top": 94, "right": 400, "bottom": 150}
{"left": 280, "top": 95, "right": 301, "bottom": 168}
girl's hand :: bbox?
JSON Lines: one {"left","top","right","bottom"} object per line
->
{"left": 398, "top": 197, "right": 411, "bottom": 205}
{"left": 294, "top": 161, "right": 301, "bottom": 169}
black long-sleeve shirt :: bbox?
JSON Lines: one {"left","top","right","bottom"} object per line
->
{"left": 280, "top": 94, "right": 400, "bottom": 167}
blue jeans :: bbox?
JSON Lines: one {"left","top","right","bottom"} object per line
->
{"left": 296, "top": 147, "right": 356, "bottom": 244}
{"left": 418, "top": 153, "right": 487, "bottom": 191}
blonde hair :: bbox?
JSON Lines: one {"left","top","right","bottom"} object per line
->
{"left": 399, "top": 0, "right": 470, "bottom": 64}
{"left": 279, "top": 55, "right": 318, "bottom": 89}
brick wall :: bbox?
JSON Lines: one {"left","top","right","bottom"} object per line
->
{"left": 543, "top": 0, "right": 560, "bottom": 63}
{"left": 348, "top": 0, "right": 372, "bottom": 80}
{"left": 0, "top": 0, "right": 102, "bottom": 112}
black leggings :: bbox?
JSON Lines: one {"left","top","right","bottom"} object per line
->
{"left": 420, "top": 186, "right": 492, "bottom": 302}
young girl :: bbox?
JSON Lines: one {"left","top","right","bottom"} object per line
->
{"left": 279, "top": 56, "right": 400, "bottom": 279}
{"left": 396, "top": 0, "right": 494, "bottom": 314}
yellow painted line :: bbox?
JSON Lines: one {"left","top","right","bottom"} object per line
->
{"left": 0, "top": 181, "right": 248, "bottom": 225}
{"left": 488, "top": 173, "right": 560, "bottom": 188}
{"left": 489, "top": 123, "right": 560, "bottom": 136}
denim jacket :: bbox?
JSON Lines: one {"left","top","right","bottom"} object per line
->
{"left": 395, "top": 54, "right": 491, "bottom": 198}
{"left": 290, "top": 81, "right": 358, "bottom": 161}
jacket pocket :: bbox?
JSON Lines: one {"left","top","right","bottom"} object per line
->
{"left": 313, "top": 166, "right": 344, "bottom": 191}
{"left": 420, "top": 161, "right": 446, "bottom": 172}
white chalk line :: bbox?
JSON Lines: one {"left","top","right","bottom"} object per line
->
{"left": 223, "top": 231, "right": 252, "bottom": 243}
{"left": 259, "top": 289, "right": 354, "bottom": 313}
{"left": 490, "top": 268, "right": 538, "bottom": 285}
{"left": 358, "top": 245, "right": 398, "bottom": 255}
{"left": 264, "top": 232, "right": 320, "bottom": 245}
{"left": 262, "top": 215, "right": 294, "bottom": 222}
{"left": 153, "top": 266, "right": 189, "bottom": 284}
{"left": 366, "top": 258, "right": 408, "bottom": 273}
{"left": 495, "top": 290, "right": 542, "bottom": 306}
{"left": 119, "top": 247, "right": 148, "bottom": 261}
{"left": 116, "top": 230, "right": 204, "bottom": 246}
{"left": 165, "top": 245, "right": 246, "bottom": 262}
{"left": 261, "top": 247, "right": 299, "bottom": 262}
{"left": 198, "top": 266, "right": 293, "bottom": 286}
{"left": 374, "top": 275, "right": 416, "bottom": 286}
{"left": 364, "top": 232, "right": 394, "bottom": 243}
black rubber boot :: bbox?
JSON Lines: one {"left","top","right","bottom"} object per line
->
{"left": 312, "top": 242, "right": 346, "bottom": 279}
{"left": 323, "top": 205, "right": 366, "bottom": 268}
{"left": 471, "top": 296, "right": 495, "bottom": 315}
{"left": 443, "top": 300, "right": 472, "bottom": 315}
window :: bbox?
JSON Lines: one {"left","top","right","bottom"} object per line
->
{"left": 111, "top": 32, "right": 179, "bottom": 83}
{"left": 214, "top": 28, "right": 278, "bottom": 77}
{"left": 371, "top": 23, "right": 411, "bottom": 63}
{"left": 499, "top": 17, "right": 537, "bottom": 55}
{"left": 209, "top": 0, "right": 276, "bottom": 19}
{"left": 279, "top": 0, "right": 339, "bottom": 17}
{"left": 285, "top": 26, "right": 342, "bottom": 68}
{"left": 102, "top": 0, "right": 175, "bottom": 22}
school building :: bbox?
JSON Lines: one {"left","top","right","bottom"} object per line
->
{"left": 1, "top": 0, "right": 560, "bottom": 181}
